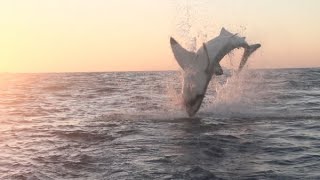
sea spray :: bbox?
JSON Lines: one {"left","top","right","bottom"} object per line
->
{"left": 171, "top": 0, "right": 214, "bottom": 51}
{"left": 203, "top": 69, "right": 271, "bottom": 116}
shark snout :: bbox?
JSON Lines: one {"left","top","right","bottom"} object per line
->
{"left": 185, "top": 94, "right": 205, "bottom": 117}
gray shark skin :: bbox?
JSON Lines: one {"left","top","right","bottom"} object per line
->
{"left": 170, "top": 28, "right": 261, "bottom": 117}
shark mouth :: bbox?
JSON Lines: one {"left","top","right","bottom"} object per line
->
{"left": 185, "top": 94, "right": 205, "bottom": 117}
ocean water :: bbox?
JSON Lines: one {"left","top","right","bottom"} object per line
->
{"left": 0, "top": 68, "right": 319, "bottom": 179}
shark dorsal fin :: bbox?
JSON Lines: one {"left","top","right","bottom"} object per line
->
{"left": 220, "top": 27, "right": 234, "bottom": 37}
{"left": 170, "top": 37, "right": 196, "bottom": 70}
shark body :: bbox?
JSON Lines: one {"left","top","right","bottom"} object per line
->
{"left": 170, "top": 28, "right": 261, "bottom": 116}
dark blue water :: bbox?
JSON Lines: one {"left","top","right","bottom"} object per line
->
{"left": 0, "top": 68, "right": 319, "bottom": 179}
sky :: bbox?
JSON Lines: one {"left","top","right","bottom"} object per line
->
{"left": 0, "top": 0, "right": 320, "bottom": 73}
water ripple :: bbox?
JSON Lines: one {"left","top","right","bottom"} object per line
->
{"left": 0, "top": 69, "right": 320, "bottom": 179}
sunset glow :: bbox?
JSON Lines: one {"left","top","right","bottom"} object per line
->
{"left": 1, "top": 0, "right": 320, "bottom": 73}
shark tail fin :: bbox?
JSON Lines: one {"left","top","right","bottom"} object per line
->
{"left": 238, "top": 44, "right": 261, "bottom": 71}
{"left": 170, "top": 37, "right": 196, "bottom": 70}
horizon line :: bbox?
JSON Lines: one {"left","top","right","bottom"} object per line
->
{"left": 1, "top": 66, "right": 319, "bottom": 74}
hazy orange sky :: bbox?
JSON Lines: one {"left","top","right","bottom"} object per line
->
{"left": 0, "top": 0, "right": 320, "bottom": 73}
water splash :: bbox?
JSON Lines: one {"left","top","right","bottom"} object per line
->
{"left": 171, "top": 0, "right": 214, "bottom": 51}
{"left": 203, "top": 69, "right": 271, "bottom": 116}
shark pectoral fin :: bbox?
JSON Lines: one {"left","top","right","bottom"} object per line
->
{"left": 170, "top": 37, "right": 196, "bottom": 70}
{"left": 213, "top": 63, "right": 223, "bottom": 76}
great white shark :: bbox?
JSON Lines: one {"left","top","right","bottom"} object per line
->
{"left": 170, "top": 27, "right": 261, "bottom": 117}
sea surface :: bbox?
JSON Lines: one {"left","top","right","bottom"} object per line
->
{"left": 0, "top": 68, "right": 319, "bottom": 179}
